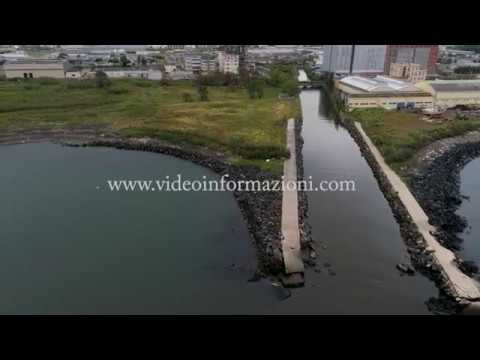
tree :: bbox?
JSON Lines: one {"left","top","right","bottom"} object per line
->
{"left": 95, "top": 71, "right": 110, "bottom": 88}
{"left": 120, "top": 54, "right": 129, "bottom": 67}
{"left": 182, "top": 92, "right": 193, "bottom": 102}
{"left": 246, "top": 78, "right": 265, "bottom": 99}
{"left": 197, "top": 84, "right": 209, "bottom": 101}
{"left": 160, "top": 78, "right": 170, "bottom": 86}
{"left": 281, "top": 79, "right": 299, "bottom": 97}
{"left": 247, "top": 81, "right": 257, "bottom": 99}
{"left": 257, "top": 80, "right": 264, "bottom": 99}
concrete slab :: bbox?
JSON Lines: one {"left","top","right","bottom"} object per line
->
{"left": 281, "top": 273, "right": 305, "bottom": 288}
{"left": 281, "top": 119, "right": 304, "bottom": 275}
{"left": 355, "top": 122, "right": 480, "bottom": 301}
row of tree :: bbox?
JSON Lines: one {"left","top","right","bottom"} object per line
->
{"left": 177, "top": 63, "right": 301, "bottom": 103}
{"left": 452, "top": 45, "right": 480, "bottom": 54}
{"left": 454, "top": 66, "right": 480, "bottom": 74}
{"left": 267, "top": 64, "right": 299, "bottom": 97}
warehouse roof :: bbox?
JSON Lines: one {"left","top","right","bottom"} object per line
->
{"left": 339, "top": 75, "right": 422, "bottom": 93}
{"left": 429, "top": 81, "right": 480, "bottom": 92}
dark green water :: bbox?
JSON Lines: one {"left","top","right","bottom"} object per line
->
{"left": 0, "top": 91, "right": 441, "bottom": 314}
{"left": 295, "top": 90, "right": 438, "bottom": 314}
{"left": 0, "top": 143, "right": 284, "bottom": 314}
{"left": 458, "top": 158, "right": 480, "bottom": 275}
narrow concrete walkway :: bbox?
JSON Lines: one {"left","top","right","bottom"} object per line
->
{"left": 281, "top": 119, "right": 304, "bottom": 275}
{"left": 356, "top": 122, "right": 480, "bottom": 301}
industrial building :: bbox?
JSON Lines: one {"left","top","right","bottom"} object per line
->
{"left": 336, "top": 75, "right": 433, "bottom": 111}
{"left": 415, "top": 80, "right": 480, "bottom": 110}
{"left": 2, "top": 60, "right": 65, "bottom": 79}
{"left": 385, "top": 45, "right": 439, "bottom": 75}
{"left": 389, "top": 63, "right": 427, "bottom": 82}
{"left": 323, "top": 45, "right": 386, "bottom": 76}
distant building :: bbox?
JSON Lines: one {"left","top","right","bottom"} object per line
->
{"left": 219, "top": 45, "right": 247, "bottom": 72}
{"left": 2, "top": 60, "right": 65, "bottom": 79}
{"left": 385, "top": 45, "right": 439, "bottom": 75}
{"left": 416, "top": 80, "right": 480, "bottom": 110}
{"left": 65, "top": 66, "right": 91, "bottom": 79}
{"left": 184, "top": 52, "right": 217, "bottom": 74}
{"left": 336, "top": 75, "right": 433, "bottom": 111}
{"left": 389, "top": 63, "right": 427, "bottom": 82}
{"left": 92, "top": 66, "right": 162, "bottom": 80}
{"left": 217, "top": 51, "right": 239, "bottom": 74}
{"left": 323, "top": 45, "right": 386, "bottom": 76}
{"left": 167, "top": 70, "right": 195, "bottom": 81}
{"left": 184, "top": 53, "right": 202, "bottom": 74}
{"left": 164, "top": 64, "right": 177, "bottom": 74}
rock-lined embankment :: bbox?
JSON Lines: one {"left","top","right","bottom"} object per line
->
{"left": 0, "top": 126, "right": 307, "bottom": 280}
{"left": 407, "top": 131, "right": 480, "bottom": 276}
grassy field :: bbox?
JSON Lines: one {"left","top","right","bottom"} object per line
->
{"left": 0, "top": 78, "right": 300, "bottom": 173}
{"left": 350, "top": 108, "right": 480, "bottom": 174}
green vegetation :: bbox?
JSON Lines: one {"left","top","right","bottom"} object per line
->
{"left": 267, "top": 64, "right": 299, "bottom": 97}
{"left": 454, "top": 65, "right": 480, "bottom": 74}
{"left": 0, "top": 78, "right": 299, "bottom": 174}
{"left": 350, "top": 108, "right": 480, "bottom": 174}
{"left": 451, "top": 45, "right": 480, "bottom": 53}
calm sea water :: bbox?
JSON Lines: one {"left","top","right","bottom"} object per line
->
{"left": 0, "top": 143, "right": 280, "bottom": 314}
{"left": 0, "top": 91, "right": 441, "bottom": 314}
{"left": 458, "top": 158, "right": 480, "bottom": 274}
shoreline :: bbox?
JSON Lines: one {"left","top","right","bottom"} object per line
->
{"left": 0, "top": 128, "right": 290, "bottom": 279}
{"left": 407, "top": 131, "right": 480, "bottom": 277}
{"left": 341, "top": 116, "right": 470, "bottom": 314}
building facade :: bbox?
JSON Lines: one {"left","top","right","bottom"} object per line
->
{"left": 184, "top": 53, "right": 202, "bottom": 74}
{"left": 416, "top": 80, "right": 480, "bottom": 110}
{"left": 385, "top": 45, "right": 439, "bottom": 75}
{"left": 3, "top": 60, "right": 65, "bottom": 79}
{"left": 217, "top": 51, "right": 239, "bottom": 74}
{"left": 336, "top": 75, "right": 433, "bottom": 111}
{"left": 389, "top": 63, "right": 427, "bottom": 82}
{"left": 323, "top": 45, "right": 387, "bottom": 76}
{"left": 184, "top": 53, "right": 217, "bottom": 74}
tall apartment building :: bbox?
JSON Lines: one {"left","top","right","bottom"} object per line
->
{"left": 218, "top": 45, "right": 247, "bottom": 72}
{"left": 384, "top": 45, "right": 439, "bottom": 75}
{"left": 184, "top": 53, "right": 202, "bottom": 74}
{"left": 217, "top": 51, "right": 239, "bottom": 74}
{"left": 323, "top": 45, "right": 387, "bottom": 76}
{"left": 389, "top": 63, "right": 427, "bottom": 82}
{"left": 184, "top": 53, "right": 218, "bottom": 74}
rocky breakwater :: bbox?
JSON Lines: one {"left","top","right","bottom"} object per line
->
{"left": 294, "top": 117, "right": 315, "bottom": 267}
{"left": 62, "top": 137, "right": 285, "bottom": 278}
{"left": 407, "top": 131, "right": 480, "bottom": 277}
{"left": 342, "top": 116, "right": 470, "bottom": 314}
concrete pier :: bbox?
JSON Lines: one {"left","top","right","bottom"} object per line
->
{"left": 355, "top": 121, "right": 480, "bottom": 302}
{"left": 281, "top": 119, "right": 304, "bottom": 278}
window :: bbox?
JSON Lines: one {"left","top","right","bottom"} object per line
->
{"left": 29, "top": 73, "right": 33, "bottom": 78}
{"left": 23, "top": 73, "right": 28, "bottom": 79}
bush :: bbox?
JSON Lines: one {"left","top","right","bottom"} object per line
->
{"left": 95, "top": 71, "right": 110, "bottom": 88}
{"left": 132, "top": 79, "right": 153, "bottom": 88}
{"left": 181, "top": 92, "right": 194, "bottom": 102}
{"left": 65, "top": 80, "right": 96, "bottom": 90}
{"left": 106, "top": 86, "right": 130, "bottom": 95}
{"left": 22, "top": 83, "right": 40, "bottom": 91}
{"left": 36, "top": 78, "right": 59, "bottom": 86}
{"left": 230, "top": 136, "right": 289, "bottom": 159}
{"left": 160, "top": 78, "right": 170, "bottom": 86}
